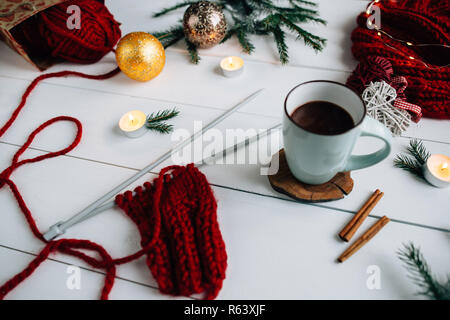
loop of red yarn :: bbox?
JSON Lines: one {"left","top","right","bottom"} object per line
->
{"left": 350, "top": 0, "right": 450, "bottom": 119}
{"left": 12, "top": 0, "right": 121, "bottom": 64}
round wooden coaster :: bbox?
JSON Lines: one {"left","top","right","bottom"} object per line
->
{"left": 268, "top": 149, "right": 354, "bottom": 202}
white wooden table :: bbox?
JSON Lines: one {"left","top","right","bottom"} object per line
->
{"left": 0, "top": 0, "right": 449, "bottom": 300}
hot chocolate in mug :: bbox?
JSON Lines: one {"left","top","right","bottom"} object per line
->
{"left": 283, "top": 80, "right": 392, "bottom": 185}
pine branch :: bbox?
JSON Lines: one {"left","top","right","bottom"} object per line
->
{"left": 271, "top": 24, "right": 289, "bottom": 64}
{"left": 146, "top": 108, "right": 179, "bottom": 134}
{"left": 279, "top": 15, "right": 326, "bottom": 51}
{"left": 290, "top": 0, "right": 317, "bottom": 7}
{"left": 146, "top": 108, "right": 179, "bottom": 124}
{"left": 397, "top": 243, "right": 450, "bottom": 300}
{"left": 393, "top": 155, "right": 424, "bottom": 178}
{"left": 394, "top": 139, "right": 430, "bottom": 179}
{"left": 146, "top": 122, "right": 174, "bottom": 134}
{"left": 152, "top": 1, "right": 197, "bottom": 17}
{"left": 407, "top": 139, "right": 430, "bottom": 165}
{"left": 154, "top": 26, "right": 185, "bottom": 48}
{"left": 236, "top": 27, "right": 255, "bottom": 53}
{"left": 185, "top": 38, "right": 200, "bottom": 64}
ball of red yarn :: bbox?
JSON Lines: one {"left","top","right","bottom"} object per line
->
{"left": 12, "top": 0, "right": 121, "bottom": 64}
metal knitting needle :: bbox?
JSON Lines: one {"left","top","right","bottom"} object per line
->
{"left": 43, "top": 89, "right": 265, "bottom": 241}
{"left": 76, "top": 122, "right": 282, "bottom": 225}
{"left": 195, "top": 123, "right": 282, "bottom": 167}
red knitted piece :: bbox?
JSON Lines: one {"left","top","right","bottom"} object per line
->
{"left": 12, "top": 0, "right": 121, "bottom": 64}
{"left": 0, "top": 69, "right": 227, "bottom": 300}
{"left": 350, "top": 0, "right": 450, "bottom": 119}
{"left": 116, "top": 164, "right": 227, "bottom": 299}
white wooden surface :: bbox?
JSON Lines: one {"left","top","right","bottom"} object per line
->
{"left": 0, "top": 0, "right": 449, "bottom": 300}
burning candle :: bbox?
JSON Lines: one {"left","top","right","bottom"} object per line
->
{"left": 423, "top": 154, "right": 450, "bottom": 188}
{"left": 220, "top": 56, "right": 244, "bottom": 78}
{"left": 119, "top": 110, "right": 147, "bottom": 138}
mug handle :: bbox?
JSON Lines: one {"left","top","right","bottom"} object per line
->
{"left": 343, "top": 116, "right": 392, "bottom": 171}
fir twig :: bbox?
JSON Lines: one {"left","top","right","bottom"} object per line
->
{"left": 146, "top": 108, "right": 180, "bottom": 124}
{"left": 393, "top": 139, "right": 430, "bottom": 179}
{"left": 185, "top": 38, "right": 200, "bottom": 64}
{"left": 407, "top": 139, "right": 431, "bottom": 165}
{"left": 279, "top": 15, "right": 326, "bottom": 51}
{"left": 146, "top": 122, "right": 174, "bottom": 134}
{"left": 236, "top": 26, "right": 255, "bottom": 54}
{"left": 290, "top": 0, "right": 317, "bottom": 7}
{"left": 272, "top": 24, "right": 289, "bottom": 64}
{"left": 154, "top": 26, "right": 185, "bottom": 48}
{"left": 397, "top": 242, "right": 450, "bottom": 300}
{"left": 146, "top": 108, "right": 179, "bottom": 134}
{"left": 393, "top": 155, "right": 423, "bottom": 178}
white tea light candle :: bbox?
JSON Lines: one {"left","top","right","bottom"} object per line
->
{"left": 423, "top": 154, "right": 450, "bottom": 188}
{"left": 220, "top": 56, "right": 244, "bottom": 77}
{"left": 119, "top": 110, "right": 147, "bottom": 138}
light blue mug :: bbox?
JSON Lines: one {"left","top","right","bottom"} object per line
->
{"left": 283, "top": 80, "right": 392, "bottom": 185}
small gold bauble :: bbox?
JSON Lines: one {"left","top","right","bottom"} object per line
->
{"left": 183, "top": 1, "right": 227, "bottom": 49}
{"left": 115, "top": 32, "right": 165, "bottom": 82}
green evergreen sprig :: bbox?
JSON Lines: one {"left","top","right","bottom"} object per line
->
{"left": 152, "top": 0, "right": 326, "bottom": 64}
{"left": 398, "top": 242, "right": 450, "bottom": 300}
{"left": 394, "top": 139, "right": 430, "bottom": 179}
{"left": 153, "top": 26, "right": 185, "bottom": 48}
{"left": 146, "top": 108, "right": 180, "bottom": 134}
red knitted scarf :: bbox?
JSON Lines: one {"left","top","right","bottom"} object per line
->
{"left": 350, "top": 0, "right": 450, "bottom": 119}
{"left": 0, "top": 70, "right": 227, "bottom": 300}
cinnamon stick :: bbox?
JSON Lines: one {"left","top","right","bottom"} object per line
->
{"left": 338, "top": 216, "right": 390, "bottom": 263}
{"left": 339, "top": 189, "right": 384, "bottom": 242}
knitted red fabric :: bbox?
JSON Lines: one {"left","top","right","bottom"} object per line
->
{"left": 12, "top": 0, "right": 121, "bottom": 64}
{"left": 0, "top": 68, "right": 227, "bottom": 300}
{"left": 350, "top": 0, "right": 450, "bottom": 119}
{"left": 116, "top": 164, "right": 227, "bottom": 299}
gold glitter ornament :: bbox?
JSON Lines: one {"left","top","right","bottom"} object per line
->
{"left": 115, "top": 32, "right": 165, "bottom": 82}
{"left": 183, "top": 1, "right": 227, "bottom": 49}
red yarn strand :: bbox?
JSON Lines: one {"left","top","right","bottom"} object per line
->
{"left": 0, "top": 68, "right": 120, "bottom": 139}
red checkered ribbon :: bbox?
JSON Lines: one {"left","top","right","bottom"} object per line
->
{"left": 391, "top": 76, "right": 422, "bottom": 122}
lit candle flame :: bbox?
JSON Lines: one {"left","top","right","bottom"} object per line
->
{"left": 227, "top": 57, "right": 234, "bottom": 68}
{"left": 439, "top": 161, "right": 450, "bottom": 178}
{"left": 128, "top": 114, "right": 137, "bottom": 126}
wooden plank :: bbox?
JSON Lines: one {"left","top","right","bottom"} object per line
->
{"left": 0, "top": 50, "right": 349, "bottom": 119}
{"left": 0, "top": 145, "right": 448, "bottom": 299}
